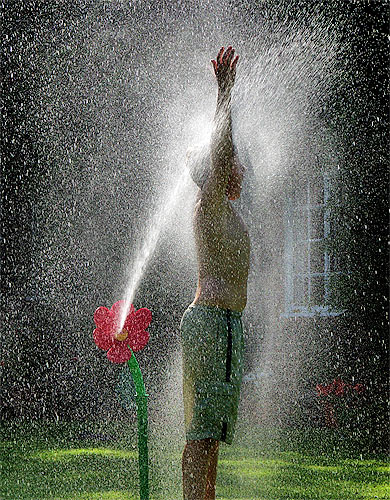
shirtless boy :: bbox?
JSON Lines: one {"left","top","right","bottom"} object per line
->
{"left": 181, "top": 46, "right": 250, "bottom": 500}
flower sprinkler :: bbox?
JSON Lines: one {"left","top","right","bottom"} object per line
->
{"left": 93, "top": 300, "right": 152, "bottom": 500}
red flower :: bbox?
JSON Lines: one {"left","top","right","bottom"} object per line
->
{"left": 353, "top": 383, "right": 365, "bottom": 394}
{"left": 317, "top": 379, "right": 349, "bottom": 397}
{"left": 316, "top": 383, "right": 332, "bottom": 396}
{"left": 93, "top": 300, "right": 151, "bottom": 364}
{"left": 332, "top": 378, "right": 348, "bottom": 396}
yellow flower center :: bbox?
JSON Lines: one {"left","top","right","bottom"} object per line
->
{"left": 114, "top": 328, "right": 129, "bottom": 342}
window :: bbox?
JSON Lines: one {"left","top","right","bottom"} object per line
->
{"left": 283, "top": 171, "right": 343, "bottom": 318}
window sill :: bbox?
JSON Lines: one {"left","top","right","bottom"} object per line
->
{"left": 281, "top": 306, "right": 345, "bottom": 319}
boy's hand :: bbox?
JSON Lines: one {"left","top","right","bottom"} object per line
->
{"left": 211, "top": 46, "right": 239, "bottom": 95}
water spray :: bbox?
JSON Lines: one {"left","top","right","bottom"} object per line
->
{"left": 118, "top": 167, "right": 191, "bottom": 331}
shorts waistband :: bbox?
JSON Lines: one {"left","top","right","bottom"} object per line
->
{"left": 188, "top": 304, "right": 242, "bottom": 318}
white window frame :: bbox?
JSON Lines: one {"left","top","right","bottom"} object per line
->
{"left": 283, "top": 172, "right": 344, "bottom": 318}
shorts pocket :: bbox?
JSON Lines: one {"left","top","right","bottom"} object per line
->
{"left": 194, "top": 380, "right": 236, "bottom": 423}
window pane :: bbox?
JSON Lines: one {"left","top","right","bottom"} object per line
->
{"left": 292, "top": 208, "right": 308, "bottom": 242}
{"left": 293, "top": 276, "right": 309, "bottom": 306}
{"left": 309, "top": 177, "right": 324, "bottom": 205}
{"left": 310, "top": 240, "right": 325, "bottom": 273}
{"left": 310, "top": 275, "right": 325, "bottom": 305}
{"left": 310, "top": 207, "right": 325, "bottom": 239}
{"left": 293, "top": 242, "right": 308, "bottom": 273}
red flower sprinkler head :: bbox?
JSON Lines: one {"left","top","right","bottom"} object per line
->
{"left": 316, "top": 383, "right": 332, "bottom": 397}
{"left": 93, "top": 300, "right": 151, "bottom": 363}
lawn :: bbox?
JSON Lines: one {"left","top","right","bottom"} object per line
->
{"left": 0, "top": 420, "right": 388, "bottom": 500}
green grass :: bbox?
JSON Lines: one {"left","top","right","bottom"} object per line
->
{"left": 0, "top": 421, "right": 388, "bottom": 500}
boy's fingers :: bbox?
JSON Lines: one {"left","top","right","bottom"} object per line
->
{"left": 223, "top": 46, "right": 232, "bottom": 64}
{"left": 231, "top": 54, "right": 239, "bottom": 70}
{"left": 211, "top": 59, "right": 217, "bottom": 73}
{"left": 217, "top": 46, "right": 224, "bottom": 65}
{"left": 226, "top": 48, "right": 235, "bottom": 65}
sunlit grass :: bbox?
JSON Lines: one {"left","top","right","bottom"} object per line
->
{"left": 32, "top": 447, "right": 137, "bottom": 460}
{"left": 0, "top": 421, "right": 389, "bottom": 500}
{"left": 53, "top": 492, "right": 137, "bottom": 500}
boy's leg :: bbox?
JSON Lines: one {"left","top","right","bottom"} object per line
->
{"left": 205, "top": 440, "right": 219, "bottom": 500}
{"left": 182, "top": 438, "right": 219, "bottom": 500}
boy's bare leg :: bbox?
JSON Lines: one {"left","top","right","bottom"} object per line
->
{"left": 205, "top": 440, "right": 219, "bottom": 500}
{"left": 182, "top": 438, "right": 219, "bottom": 500}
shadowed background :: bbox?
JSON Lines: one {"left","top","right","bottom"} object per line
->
{"left": 2, "top": 0, "right": 388, "bottom": 457}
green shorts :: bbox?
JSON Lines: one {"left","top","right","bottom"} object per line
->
{"left": 180, "top": 304, "right": 244, "bottom": 445}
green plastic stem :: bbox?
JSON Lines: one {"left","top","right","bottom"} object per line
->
{"left": 127, "top": 350, "right": 149, "bottom": 500}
